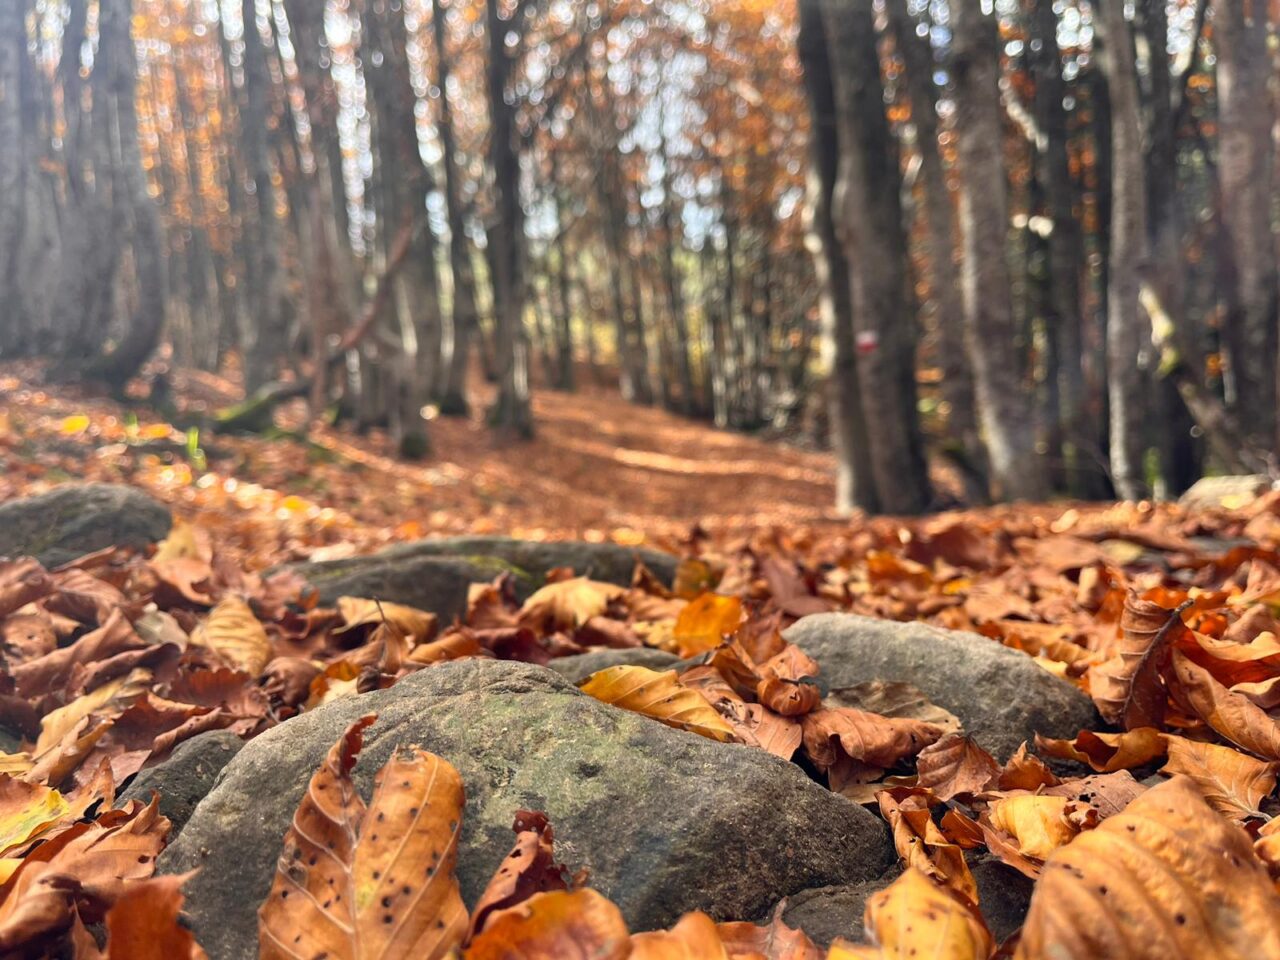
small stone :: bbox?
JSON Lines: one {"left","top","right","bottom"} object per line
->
{"left": 0, "top": 483, "right": 171, "bottom": 567}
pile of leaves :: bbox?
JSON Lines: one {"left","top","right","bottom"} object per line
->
{"left": 0, "top": 485, "right": 1279, "bottom": 955}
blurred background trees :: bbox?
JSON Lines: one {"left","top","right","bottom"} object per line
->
{"left": 0, "top": 0, "right": 1275, "bottom": 509}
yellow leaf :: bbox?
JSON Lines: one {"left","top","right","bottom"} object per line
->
{"left": 1033, "top": 728, "right": 1167, "bottom": 773}
{"left": 827, "top": 868, "right": 993, "bottom": 960}
{"left": 1015, "top": 776, "right": 1280, "bottom": 959}
{"left": 1161, "top": 735, "right": 1279, "bottom": 821}
{"left": 58, "top": 414, "right": 90, "bottom": 435}
{"left": 0, "top": 775, "right": 68, "bottom": 856}
{"left": 464, "top": 889, "right": 630, "bottom": 960}
{"left": 578, "top": 666, "right": 737, "bottom": 742}
{"left": 521, "top": 577, "right": 624, "bottom": 629}
{"left": 0, "top": 755, "right": 32, "bottom": 777}
{"left": 672, "top": 594, "right": 743, "bottom": 657}
{"left": 337, "top": 596, "right": 438, "bottom": 644}
{"left": 35, "top": 669, "right": 149, "bottom": 756}
{"left": 193, "top": 597, "right": 272, "bottom": 676}
{"left": 258, "top": 715, "right": 469, "bottom": 960}
{"left": 151, "top": 519, "right": 206, "bottom": 566}
{"left": 987, "top": 795, "right": 1095, "bottom": 862}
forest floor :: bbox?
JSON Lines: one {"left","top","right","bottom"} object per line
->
{"left": 0, "top": 362, "right": 859, "bottom": 565}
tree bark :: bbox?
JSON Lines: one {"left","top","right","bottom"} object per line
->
{"left": 798, "top": 0, "right": 878, "bottom": 513}
{"left": 239, "top": 0, "right": 288, "bottom": 394}
{"left": 951, "top": 0, "right": 1048, "bottom": 501}
{"left": 820, "top": 0, "right": 931, "bottom": 514}
{"left": 1215, "top": 0, "right": 1278, "bottom": 449}
{"left": 1100, "top": 0, "right": 1150, "bottom": 499}
{"left": 485, "top": 0, "right": 534, "bottom": 437}
{"left": 885, "top": 0, "right": 985, "bottom": 496}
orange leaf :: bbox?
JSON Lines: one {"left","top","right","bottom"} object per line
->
{"left": 1171, "top": 651, "right": 1280, "bottom": 760}
{"left": 630, "top": 911, "right": 729, "bottom": 958}
{"left": 463, "top": 889, "right": 630, "bottom": 960}
{"left": 578, "top": 666, "right": 737, "bottom": 742}
{"left": 914, "top": 735, "right": 999, "bottom": 801}
{"left": 1088, "top": 594, "right": 1190, "bottom": 730}
{"left": 673, "top": 594, "right": 744, "bottom": 657}
{"left": 1160, "top": 735, "right": 1279, "bottom": 821}
{"left": 801, "top": 708, "right": 942, "bottom": 771}
{"left": 828, "top": 868, "right": 993, "bottom": 959}
{"left": 1032, "top": 728, "right": 1167, "bottom": 773}
{"left": 105, "top": 873, "right": 206, "bottom": 959}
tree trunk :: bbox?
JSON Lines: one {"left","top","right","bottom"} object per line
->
{"left": 1215, "top": 0, "right": 1278, "bottom": 450}
{"left": 798, "top": 0, "right": 878, "bottom": 513}
{"left": 821, "top": 0, "right": 931, "bottom": 515}
{"left": 951, "top": 0, "right": 1048, "bottom": 501}
{"left": 239, "top": 0, "right": 288, "bottom": 394}
{"left": 885, "top": 0, "right": 985, "bottom": 497}
{"left": 484, "top": 0, "right": 533, "bottom": 437}
{"left": 1100, "top": 0, "right": 1150, "bottom": 500}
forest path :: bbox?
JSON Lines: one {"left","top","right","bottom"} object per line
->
{"left": 0, "top": 365, "right": 841, "bottom": 563}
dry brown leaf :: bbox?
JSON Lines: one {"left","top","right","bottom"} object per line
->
{"left": 578, "top": 666, "right": 737, "bottom": 742}
{"left": 823, "top": 682, "right": 962, "bottom": 737}
{"left": 914, "top": 735, "right": 999, "bottom": 801}
{"left": 672, "top": 594, "right": 744, "bottom": 657}
{"left": 0, "top": 776, "right": 68, "bottom": 857}
{"left": 1015, "top": 776, "right": 1280, "bottom": 959}
{"left": 802, "top": 708, "right": 942, "bottom": 771}
{"left": 467, "top": 811, "right": 568, "bottom": 942}
{"left": 191, "top": 597, "right": 272, "bottom": 677}
{"left": 336, "top": 597, "right": 438, "bottom": 644}
{"left": 827, "top": 868, "right": 993, "bottom": 960}
{"left": 1032, "top": 728, "right": 1167, "bottom": 773}
{"left": 1160, "top": 735, "right": 1278, "bottom": 821}
{"left": 716, "top": 909, "right": 823, "bottom": 958}
{"left": 463, "top": 889, "right": 630, "bottom": 960}
{"left": 1088, "top": 594, "right": 1190, "bottom": 730}
{"left": 257, "top": 714, "right": 468, "bottom": 960}
{"left": 104, "top": 873, "right": 207, "bottom": 959}
{"left": 520, "top": 578, "right": 624, "bottom": 630}
{"left": 996, "top": 743, "right": 1061, "bottom": 791}
{"left": 878, "top": 789, "right": 978, "bottom": 906}
{"left": 630, "top": 911, "right": 729, "bottom": 959}
{"left": 1171, "top": 650, "right": 1280, "bottom": 760}
{"left": 986, "top": 795, "right": 1097, "bottom": 861}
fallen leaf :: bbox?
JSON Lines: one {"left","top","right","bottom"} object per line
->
{"left": 104, "top": 873, "right": 206, "bottom": 959}
{"left": 1015, "top": 776, "right": 1280, "bottom": 959}
{"left": 802, "top": 708, "right": 942, "bottom": 771}
{"left": 827, "top": 868, "right": 993, "bottom": 960}
{"left": 463, "top": 889, "right": 630, "bottom": 960}
{"left": 1089, "top": 595, "right": 1191, "bottom": 730}
{"left": 1171, "top": 650, "right": 1280, "bottom": 760}
{"left": 823, "top": 682, "right": 962, "bottom": 737}
{"left": 467, "top": 811, "right": 568, "bottom": 941}
{"left": 630, "top": 911, "right": 729, "bottom": 959}
{"left": 337, "top": 597, "right": 438, "bottom": 644}
{"left": 878, "top": 789, "right": 978, "bottom": 906}
{"left": 520, "top": 578, "right": 624, "bottom": 630}
{"left": 257, "top": 714, "right": 468, "bottom": 960}
{"left": 1032, "top": 728, "right": 1167, "bottom": 773}
{"left": 0, "top": 776, "right": 68, "bottom": 857}
{"left": 1160, "top": 735, "right": 1278, "bottom": 821}
{"left": 986, "top": 795, "right": 1097, "bottom": 861}
{"left": 578, "top": 666, "right": 737, "bottom": 742}
{"left": 672, "top": 594, "right": 743, "bottom": 657}
{"left": 191, "top": 597, "right": 272, "bottom": 677}
{"left": 716, "top": 909, "right": 823, "bottom": 958}
{"left": 914, "top": 735, "right": 999, "bottom": 801}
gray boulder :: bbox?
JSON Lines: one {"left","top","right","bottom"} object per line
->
{"left": 0, "top": 483, "right": 171, "bottom": 567}
{"left": 548, "top": 647, "right": 681, "bottom": 684}
{"left": 162, "top": 659, "right": 892, "bottom": 960}
{"left": 120, "top": 730, "right": 243, "bottom": 835}
{"left": 785, "top": 614, "right": 1099, "bottom": 761}
{"left": 287, "top": 536, "right": 677, "bottom": 623}
{"left": 1179, "top": 475, "right": 1274, "bottom": 511}
{"left": 778, "top": 856, "right": 1031, "bottom": 946}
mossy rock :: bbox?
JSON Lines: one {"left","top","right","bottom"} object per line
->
{"left": 285, "top": 536, "right": 679, "bottom": 623}
{"left": 162, "top": 660, "right": 893, "bottom": 960}
{"left": 0, "top": 483, "right": 171, "bottom": 567}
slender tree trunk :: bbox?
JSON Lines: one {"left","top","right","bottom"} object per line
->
{"left": 239, "top": 0, "right": 288, "bottom": 393}
{"left": 1028, "top": 0, "right": 1094, "bottom": 495}
{"left": 798, "top": 0, "right": 878, "bottom": 513}
{"left": 885, "top": 0, "right": 985, "bottom": 496}
{"left": 434, "top": 0, "right": 482, "bottom": 416}
{"left": 1215, "top": 0, "right": 1278, "bottom": 450}
{"left": 485, "top": 0, "right": 533, "bottom": 437}
{"left": 951, "top": 0, "right": 1048, "bottom": 501}
{"left": 657, "top": 112, "right": 697, "bottom": 415}
{"left": 1100, "top": 0, "right": 1150, "bottom": 499}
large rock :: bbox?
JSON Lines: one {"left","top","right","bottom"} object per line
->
{"left": 162, "top": 659, "right": 892, "bottom": 960}
{"left": 288, "top": 536, "right": 678, "bottom": 623}
{"left": 785, "top": 614, "right": 1099, "bottom": 760}
{"left": 0, "top": 483, "right": 171, "bottom": 567}
{"left": 120, "top": 730, "right": 243, "bottom": 836}
{"left": 1179, "top": 475, "right": 1274, "bottom": 511}
{"left": 778, "top": 856, "right": 1031, "bottom": 946}
{"left": 548, "top": 647, "right": 682, "bottom": 684}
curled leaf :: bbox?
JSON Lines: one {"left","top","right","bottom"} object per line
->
{"left": 1160, "top": 735, "right": 1278, "bottom": 821}
{"left": 1033, "top": 728, "right": 1167, "bottom": 773}
{"left": 1089, "top": 595, "right": 1190, "bottom": 730}
{"left": 1171, "top": 650, "right": 1280, "bottom": 760}
{"left": 463, "top": 889, "right": 630, "bottom": 960}
{"left": 1015, "top": 776, "right": 1280, "bottom": 959}
{"left": 578, "top": 666, "right": 737, "bottom": 742}
{"left": 914, "top": 735, "right": 999, "bottom": 801}
{"left": 802, "top": 708, "right": 942, "bottom": 771}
